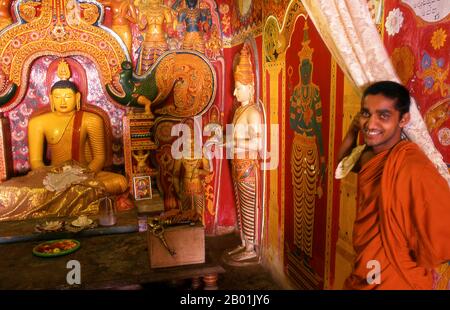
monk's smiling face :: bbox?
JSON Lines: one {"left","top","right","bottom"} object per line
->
{"left": 359, "top": 94, "right": 410, "bottom": 154}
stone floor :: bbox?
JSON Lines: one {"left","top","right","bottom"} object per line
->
{"left": 0, "top": 212, "right": 282, "bottom": 290}
{"left": 143, "top": 233, "right": 283, "bottom": 290}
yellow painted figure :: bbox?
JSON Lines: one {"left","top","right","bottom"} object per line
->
{"left": 136, "top": 0, "right": 175, "bottom": 73}
{"left": 289, "top": 23, "right": 325, "bottom": 258}
{"left": 132, "top": 149, "right": 150, "bottom": 173}
{"left": 100, "top": 0, "right": 137, "bottom": 55}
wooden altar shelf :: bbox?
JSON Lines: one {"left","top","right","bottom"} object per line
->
{"left": 0, "top": 210, "right": 139, "bottom": 245}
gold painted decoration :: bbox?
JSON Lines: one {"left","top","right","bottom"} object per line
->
{"left": 154, "top": 120, "right": 175, "bottom": 145}
{"left": 291, "top": 134, "right": 318, "bottom": 257}
{"left": 79, "top": 3, "right": 101, "bottom": 25}
{"left": 431, "top": 28, "right": 447, "bottom": 50}
{"left": 205, "top": 24, "right": 222, "bottom": 59}
{"left": 237, "top": 0, "right": 252, "bottom": 17}
{"left": 390, "top": 46, "right": 414, "bottom": 85}
{"left": 280, "top": 0, "right": 307, "bottom": 50}
{"left": 0, "top": 67, "right": 7, "bottom": 93}
{"left": 57, "top": 59, "right": 71, "bottom": 80}
{"left": 424, "top": 98, "right": 450, "bottom": 132}
{"left": 263, "top": 0, "right": 307, "bottom": 60}
{"left": 263, "top": 17, "right": 281, "bottom": 62}
{"left": 204, "top": 170, "right": 215, "bottom": 215}
{"left": 154, "top": 52, "right": 216, "bottom": 118}
{"left": 219, "top": 4, "right": 230, "bottom": 35}
{"left": 0, "top": 0, "right": 127, "bottom": 111}
{"left": 298, "top": 23, "right": 313, "bottom": 60}
{"left": 151, "top": 53, "right": 177, "bottom": 105}
{"left": 18, "top": 1, "right": 41, "bottom": 23}
{"left": 234, "top": 45, "right": 254, "bottom": 85}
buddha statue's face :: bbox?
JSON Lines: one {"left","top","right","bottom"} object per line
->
{"left": 50, "top": 88, "right": 81, "bottom": 114}
{"left": 233, "top": 81, "right": 253, "bottom": 104}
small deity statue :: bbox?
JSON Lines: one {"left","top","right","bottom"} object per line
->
{"left": 0, "top": 0, "right": 12, "bottom": 30}
{"left": 0, "top": 60, "right": 128, "bottom": 221}
{"left": 132, "top": 149, "right": 150, "bottom": 173}
{"left": 100, "top": 0, "right": 138, "bottom": 55}
{"left": 172, "top": 132, "right": 211, "bottom": 220}
{"left": 225, "top": 45, "right": 264, "bottom": 264}
{"left": 177, "top": 0, "right": 211, "bottom": 53}
{"left": 136, "top": 0, "right": 176, "bottom": 73}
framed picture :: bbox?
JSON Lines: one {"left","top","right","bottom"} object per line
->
{"left": 133, "top": 176, "right": 152, "bottom": 200}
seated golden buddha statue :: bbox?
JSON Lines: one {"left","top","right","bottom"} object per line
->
{"left": 0, "top": 78, "right": 128, "bottom": 221}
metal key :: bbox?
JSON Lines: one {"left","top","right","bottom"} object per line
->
{"left": 152, "top": 225, "right": 176, "bottom": 256}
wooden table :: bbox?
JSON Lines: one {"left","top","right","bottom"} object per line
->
{"left": 0, "top": 215, "right": 225, "bottom": 289}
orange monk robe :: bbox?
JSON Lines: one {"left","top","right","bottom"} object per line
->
{"left": 345, "top": 141, "right": 450, "bottom": 290}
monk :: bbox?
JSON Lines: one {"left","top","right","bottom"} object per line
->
{"left": 337, "top": 81, "right": 450, "bottom": 289}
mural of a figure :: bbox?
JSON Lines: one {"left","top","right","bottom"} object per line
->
{"left": 177, "top": 0, "right": 212, "bottom": 53}
{"left": 0, "top": 0, "right": 12, "bottom": 30}
{"left": 225, "top": 45, "right": 263, "bottom": 264}
{"left": 289, "top": 22, "right": 325, "bottom": 258}
{"left": 99, "top": 0, "right": 137, "bottom": 56}
{"left": 136, "top": 0, "right": 175, "bottom": 73}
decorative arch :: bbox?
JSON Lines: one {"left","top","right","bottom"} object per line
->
{"left": 0, "top": 0, "right": 128, "bottom": 111}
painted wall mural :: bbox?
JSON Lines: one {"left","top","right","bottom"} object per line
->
{"left": 284, "top": 16, "right": 332, "bottom": 288}
{"left": 288, "top": 22, "right": 325, "bottom": 259}
{"left": 262, "top": 0, "right": 343, "bottom": 287}
{"left": 216, "top": 0, "right": 262, "bottom": 46}
{"left": 263, "top": 0, "right": 290, "bottom": 25}
{"left": 384, "top": 0, "right": 450, "bottom": 167}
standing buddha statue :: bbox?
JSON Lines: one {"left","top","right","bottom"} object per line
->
{"left": 225, "top": 45, "right": 263, "bottom": 264}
